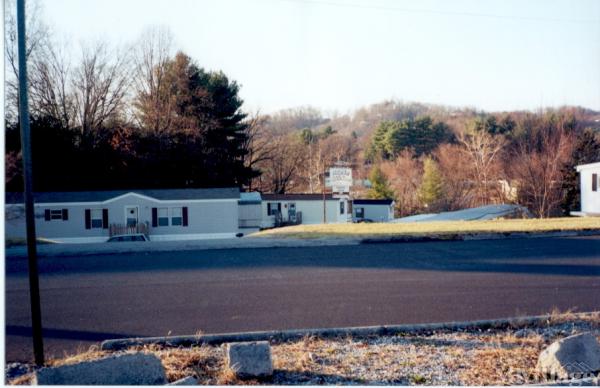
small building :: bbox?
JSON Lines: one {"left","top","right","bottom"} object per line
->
{"left": 5, "top": 188, "right": 241, "bottom": 243}
{"left": 261, "top": 193, "right": 350, "bottom": 227}
{"left": 572, "top": 162, "right": 600, "bottom": 216}
{"left": 352, "top": 199, "right": 395, "bottom": 222}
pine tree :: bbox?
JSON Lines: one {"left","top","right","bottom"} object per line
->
{"left": 418, "top": 157, "right": 444, "bottom": 211}
{"left": 367, "top": 166, "right": 396, "bottom": 200}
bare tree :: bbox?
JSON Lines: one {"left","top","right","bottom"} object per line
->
{"left": 509, "top": 124, "right": 574, "bottom": 218}
{"left": 131, "top": 26, "right": 176, "bottom": 134}
{"left": 4, "top": 0, "right": 49, "bottom": 121}
{"left": 380, "top": 150, "right": 423, "bottom": 216}
{"left": 72, "top": 42, "right": 131, "bottom": 134}
{"left": 252, "top": 133, "right": 305, "bottom": 193}
{"left": 29, "top": 42, "right": 75, "bottom": 128}
{"left": 457, "top": 127, "right": 507, "bottom": 205}
{"left": 241, "top": 112, "right": 277, "bottom": 190}
{"left": 435, "top": 143, "right": 477, "bottom": 210}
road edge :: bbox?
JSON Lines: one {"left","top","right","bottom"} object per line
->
{"left": 100, "top": 312, "right": 597, "bottom": 351}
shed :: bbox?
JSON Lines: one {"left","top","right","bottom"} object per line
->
{"left": 352, "top": 199, "right": 395, "bottom": 222}
{"left": 571, "top": 162, "right": 600, "bottom": 216}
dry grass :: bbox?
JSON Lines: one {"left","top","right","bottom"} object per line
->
{"left": 7, "top": 311, "right": 600, "bottom": 385}
{"left": 252, "top": 217, "right": 600, "bottom": 239}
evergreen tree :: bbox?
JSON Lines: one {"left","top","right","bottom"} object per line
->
{"left": 367, "top": 166, "right": 396, "bottom": 200}
{"left": 418, "top": 157, "right": 444, "bottom": 211}
{"left": 365, "top": 116, "right": 453, "bottom": 161}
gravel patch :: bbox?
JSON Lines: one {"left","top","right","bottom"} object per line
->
{"left": 7, "top": 312, "right": 600, "bottom": 385}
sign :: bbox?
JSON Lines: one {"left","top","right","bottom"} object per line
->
{"left": 333, "top": 185, "right": 350, "bottom": 193}
{"left": 328, "top": 167, "right": 352, "bottom": 188}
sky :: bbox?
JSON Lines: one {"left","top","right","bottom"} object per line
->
{"left": 39, "top": 0, "right": 600, "bottom": 114}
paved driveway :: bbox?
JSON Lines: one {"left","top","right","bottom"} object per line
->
{"left": 6, "top": 236, "right": 600, "bottom": 362}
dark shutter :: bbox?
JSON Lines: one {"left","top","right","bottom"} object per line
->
{"left": 277, "top": 203, "right": 281, "bottom": 213}
{"left": 102, "top": 209, "right": 109, "bottom": 229}
{"left": 182, "top": 207, "right": 188, "bottom": 227}
{"left": 152, "top": 208, "right": 158, "bottom": 227}
{"left": 62, "top": 209, "right": 68, "bottom": 221}
{"left": 45, "top": 209, "right": 51, "bottom": 221}
{"left": 267, "top": 203, "right": 271, "bottom": 215}
{"left": 85, "top": 209, "right": 91, "bottom": 229}
{"left": 593, "top": 173, "right": 598, "bottom": 192}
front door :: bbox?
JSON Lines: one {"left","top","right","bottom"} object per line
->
{"left": 125, "top": 206, "right": 138, "bottom": 227}
{"left": 288, "top": 203, "right": 296, "bottom": 222}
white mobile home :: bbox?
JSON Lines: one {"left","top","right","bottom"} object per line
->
{"left": 5, "top": 188, "right": 241, "bottom": 243}
{"left": 261, "top": 193, "right": 350, "bottom": 227}
{"left": 572, "top": 162, "right": 600, "bottom": 216}
{"left": 352, "top": 199, "right": 395, "bottom": 222}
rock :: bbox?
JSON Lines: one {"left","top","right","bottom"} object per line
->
{"left": 168, "top": 376, "right": 198, "bottom": 385}
{"left": 537, "top": 333, "right": 600, "bottom": 380}
{"left": 226, "top": 341, "right": 273, "bottom": 379}
{"left": 33, "top": 353, "right": 167, "bottom": 385}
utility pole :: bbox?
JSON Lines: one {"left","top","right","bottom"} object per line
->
{"left": 17, "top": 0, "right": 45, "bottom": 366}
{"left": 322, "top": 165, "right": 327, "bottom": 224}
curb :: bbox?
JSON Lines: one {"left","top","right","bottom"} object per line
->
{"left": 7, "top": 229, "right": 598, "bottom": 259}
{"left": 360, "top": 229, "right": 600, "bottom": 244}
{"left": 100, "top": 312, "right": 595, "bottom": 351}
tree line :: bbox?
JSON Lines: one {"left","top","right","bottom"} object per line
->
{"left": 5, "top": 5, "right": 256, "bottom": 191}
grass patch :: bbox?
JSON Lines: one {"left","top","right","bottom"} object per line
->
{"left": 5, "top": 237, "right": 58, "bottom": 248}
{"left": 251, "top": 217, "right": 600, "bottom": 239}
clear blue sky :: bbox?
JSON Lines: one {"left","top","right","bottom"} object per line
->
{"left": 41, "top": 0, "right": 600, "bottom": 114}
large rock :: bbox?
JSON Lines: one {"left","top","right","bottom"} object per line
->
{"left": 537, "top": 333, "right": 600, "bottom": 380}
{"left": 33, "top": 353, "right": 167, "bottom": 385}
{"left": 226, "top": 341, "right": 273, "bottom": 379}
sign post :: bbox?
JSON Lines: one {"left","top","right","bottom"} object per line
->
{"left": 324, "top": 166, "right": 353, "bottom": 222}
{"left": 17, "top": 0, "right": 45, "bottom": 366}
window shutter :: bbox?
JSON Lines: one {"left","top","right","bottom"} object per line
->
{"left": 277, "top": 203, "right": 281, "bottom": 212}
{"left": 593, "top": 173, "right": 598, "bottom": 192}
{"left": 102, "top": 209, "right": 109, "bottom": 229}
{"left": 85, "top": 209, "right": 91, "bottom": 229}
{"left": 152, "top": 208, "right": 158, "bottom": 227}
{"left": 62, "top": 209, "right": 69, "bottom": 221}
{"left": 267, "top": 203, "right": 271, "bottom": 215}
{"left": 182, "top": 207, "right": 188, "bottom": 227}
{"left": 45, "top": 209, "right": 51, "bottom": 221}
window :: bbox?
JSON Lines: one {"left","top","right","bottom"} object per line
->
{"left": 45, "top": 209, "right": 68, "bottom": 221}
{"left": 267, "top": 203, "right": 281, "bottom": 216}
{"left": 158, "top": 208, "right": 169, "bottom": 226}
{"left": 90, "top": 209, "right": 103, "bottom": 228}
{"left": 593, "top": 173, "right": 598, "bottom": 192}
{"left": 46, "top": 209, "right": 67, "bottom": 221}
{"left": 340, "top": 201, "right": 345, "bottom": 215}
{"left": 355, "top": 207, "right": 364, "bottom": 218}
{"left": 171, "top": 207, "right": 183, "bottom": 226}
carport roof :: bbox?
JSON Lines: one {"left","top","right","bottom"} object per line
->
{"left": 6, "top": 188, "right": 241, "bottom": 204}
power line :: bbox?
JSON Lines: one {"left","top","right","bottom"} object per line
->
{"left": 276, "top": 0, "right": 600, "bottom": 25}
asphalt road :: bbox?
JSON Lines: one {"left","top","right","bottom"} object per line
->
{"left": 5, "top": 236, "right": 600, "bottom": 362}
